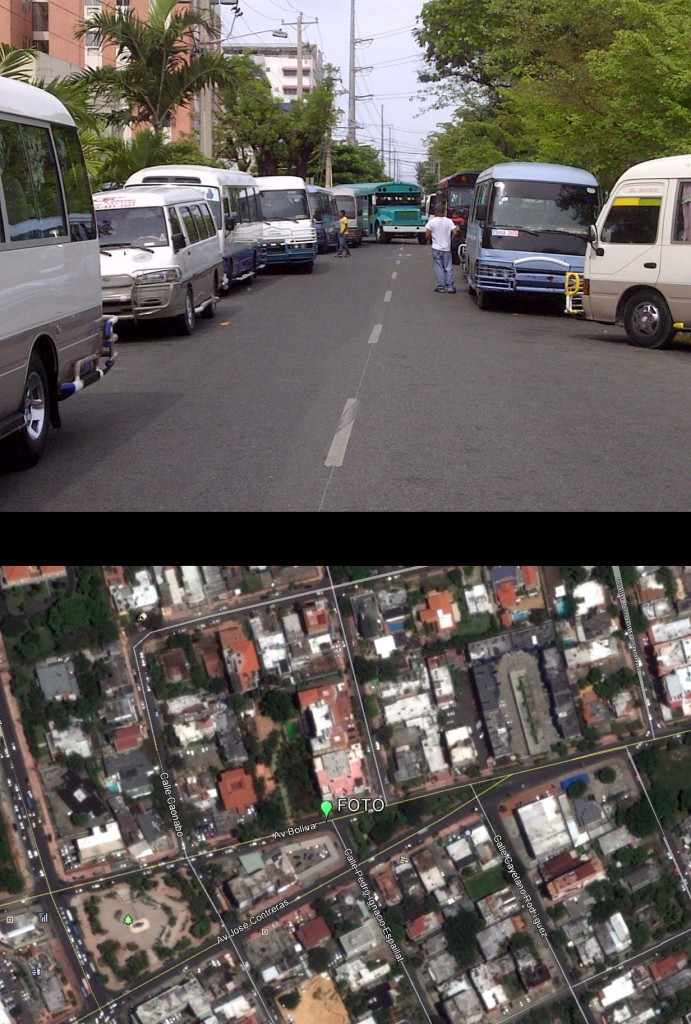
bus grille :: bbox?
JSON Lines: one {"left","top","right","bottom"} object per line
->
{"left": 393, "top": 211, "right": 419, "bottom": 224}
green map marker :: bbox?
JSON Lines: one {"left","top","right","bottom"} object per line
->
{"left": 320, "top": 800, "right": 333, "bottom": 823}
{"left": 124, "top": 914, "right": 133, "bottom": 925}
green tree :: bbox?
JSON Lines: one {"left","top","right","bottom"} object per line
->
{"left": 76, "top": 0, "right": 240, "bottom": 136}
{"left": 599, "top": 766, "right": 617, "bottom": 784}
{"left": 216, "top": 63, "right": 338, "bottom": 178}
{"left": 442, "top": 909, "right": 481, "bottom": 970}
{"left": 328, "top": 143, "right": 386, "bottom": 184}
{"left": 567, "top": 780, "right": 587, "bottom": 799}
{"left": 258, "top": 689, "right": 294, "bottom": 723}
{"left": 307, "top": 946, "right": 331, "bottom": 972}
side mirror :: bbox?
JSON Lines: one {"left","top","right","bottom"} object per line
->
{"left": 224, "top": 214, "right": 237, "bottom": 232}
{"left": 475, "top": 203, "right": 487, "bottom": 222}
{"left": 589, "top": 223, "right": 604, "bottom": 256}
{"left": 172, "top": 231, "right": 186, "bottom": 253}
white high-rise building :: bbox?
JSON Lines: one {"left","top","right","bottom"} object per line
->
{"left": 222, "top": 44, "right": 324, "bottom": 101}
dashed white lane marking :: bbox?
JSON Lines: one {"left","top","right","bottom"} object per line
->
{"left": 391, "top": 271, "right": 398, "bottom": 279}
{"left": 325, "top": 399, "right": 358, "bottom": 467}
{"left": 384, "top": 290, "right": 392, "bottom": 302}
{"left": 395, "top": 259, "right": 401, "bottom": 265}
{"left": 367, "top": 324, "right": 383, "bottom": 345}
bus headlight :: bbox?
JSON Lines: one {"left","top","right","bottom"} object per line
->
{"left": 135, "top": 268, "right": 181, "bottom": 284}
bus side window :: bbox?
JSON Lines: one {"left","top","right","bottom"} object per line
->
{"left": 52, "top": 124, "right": 96, "bottom": 241}
{"left": 675, "top": 181, "right": 691, "bottom": 242}
{"left": 0, "top": 121, "right": 67, "bottom": 242}
{"left": 237, "top": 188, "right": 250, "bottom": 223}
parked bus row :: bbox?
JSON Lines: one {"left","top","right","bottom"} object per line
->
{"left": 431, "top": 159, "right": 691, "bottom": 349}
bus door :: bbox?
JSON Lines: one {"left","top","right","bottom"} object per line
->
{"left": 587, "top": 182, "right": 664, "bottom": 321}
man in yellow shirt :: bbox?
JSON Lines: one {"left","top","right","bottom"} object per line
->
{"left": 336, "top": 210, "right": 351, "bottom": 257}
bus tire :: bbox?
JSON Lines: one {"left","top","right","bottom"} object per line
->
{"left": 417, "top": 234, "right": 427, "bottom": 245}
{"left": 466, "top": 275, "right": 476, "bottom": 297}
{"left": 375, "top": 224, "right": 387, "bottom": 244}
{"left": 623, "top": 289, "right": 675, "bottom": 349}
{"left": 475, "top": 287, "right": 492, "bottom": 310}
{"left": 176, "top": 287, "right": 196, "bottom": 336}
{"left": 300, "top": 260, "right": 314, "bottom": 274}
{"left": 4, "top": 352, "right": 50, "bottom": 470}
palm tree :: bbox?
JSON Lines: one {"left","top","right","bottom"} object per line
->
{"left": 75, "top": 0, "right": 240, "bottom": 136}
{"left": 90, "top": 129, "right": 218, "bottom": 190}
{"left": 0, "top": 43, "right": 36, "bottom": 81}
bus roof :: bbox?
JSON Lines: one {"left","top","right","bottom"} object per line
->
{"left": 334, "top": 181, "right": 421, "bottom": 194}
{"left": 255, "top": 175, "right": 307, "bottom": 190}
{"left": 0, "top": 78, "right": 75, "bottom": 126}
{"left": 93, "top": 186, "right": 211, "bottom": 209}
{"left": 125, "top": 164, "right": 257, "bottom": 188}
{"left": 477, "top": 162, "right": 599, "bottom": 185}
{"left": 614, "top": 153, "right": 691, "bottom": 180}
{"left": 437, "top": 171, "right": 480, "bottom": 188}
{"left": 306, "top": 184, "right": 334, "bottom": 193}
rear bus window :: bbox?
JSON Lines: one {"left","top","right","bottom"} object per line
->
{"left": 53, "top": 124, "right": 97, "bottom": 241}
{"left": 0, "top": 120, "right": 67, "bottom": 242}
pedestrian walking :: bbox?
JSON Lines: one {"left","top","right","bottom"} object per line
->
{"left": 425, "top": 201, "right": 459, "bottom": 292}
{"left": 336, "top": 209, "right": 351, "bottom": 256}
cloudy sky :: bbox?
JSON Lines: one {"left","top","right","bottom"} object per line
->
{"left": 219, "top": 0, "right": 457, "bottom": 180}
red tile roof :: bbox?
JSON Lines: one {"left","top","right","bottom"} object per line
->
{"left": 650, "top": 952, "right": 687, "bottom": 982}
{"left": 296, "top": 915, "right": 331, "bottom": 948}
{"left": 217, "top": 768, "right": 257, "bottom": 813}
{"left": 113, "top": 724, "right": 143, "bottom": 753}
{"left": 495, "top": 581, "right": 517, "bottom": 608}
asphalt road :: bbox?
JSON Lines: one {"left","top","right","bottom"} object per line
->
{"left": 1, "top": 240, "right": 689, "bottom": 511}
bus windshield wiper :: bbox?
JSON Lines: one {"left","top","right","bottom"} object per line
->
{"left": 99, "top": 242, "right": 154, "bottom": 252}
{"left": 99, "top": 246, "right": 113, "bottom": 256}
{"left": 538, "top": 227, "right": 589, "bottom": 239}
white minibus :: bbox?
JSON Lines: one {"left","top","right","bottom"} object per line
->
{"left": 0, "top": 78, "right": 117, "bottom": 469}
{"left": 580, "top": 154, "right": 691, "bottom": 349}
{"left": 124, "top": 165, "right": 266, "bottom": 291}
{"left": 330, "top": 186, "right": 364, "bottom": 246}
{"left": 254, "top": 175, "right": 317, "bottom": 272}
{"left": 93, "top": 186, "right": 223, "bottom": 335}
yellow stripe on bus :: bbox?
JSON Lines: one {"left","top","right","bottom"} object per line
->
{"left": 612, "top": 197, "right": 662, "bottom": 206}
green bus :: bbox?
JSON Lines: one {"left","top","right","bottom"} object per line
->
{"left": 339, "top": 181, "right": 426, "bottom": 244}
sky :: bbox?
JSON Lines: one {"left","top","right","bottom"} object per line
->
{"left": 219, "top": 0, "right": 457, "bottom": 181}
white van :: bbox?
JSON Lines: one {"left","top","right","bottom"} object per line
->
{"left": 330, "top": 186, "right": 364, "bottom": 246}
{"left": 93, "top": 186, "right": 223, "bottom": 335}
{"left": 582, "top": 154, "right": 691, "bottom": 349}
{"left": 254, "top": 175, "right": 317, "bottom": 272}
{"left": 0, "top": 78, "right": 117, "bottom": 469}
{"left": 124, "top": 165, "right": 266, "bottom": 290}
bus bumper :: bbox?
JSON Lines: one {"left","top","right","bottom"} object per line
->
{"left": 383, "top": 225, "right": 423, "bottom": 239}
{"left": 264, "top": 242, "right": 317, "bottom": 264}
{"left": 58, "top": 317, "right": 118, "bottom": 400}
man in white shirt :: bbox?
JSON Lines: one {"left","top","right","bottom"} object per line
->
{"left": 425, "top": 202, "right": 460, "bottom": 293}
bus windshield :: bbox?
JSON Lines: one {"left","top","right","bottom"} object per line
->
{"left": 338, "top": 197, "right": 357, "bottom": 218}
{"left": 261, "top": 189, "right": 310, "bottom": 221}
{"left": 448, "top": 186, "right": 474, "bottom": 210}
{"left": 487, "top": 179, "right": 599, "bottom": 255}
{"left": 96, "top": 206, "right": 169, "bottom": 247}
{"left": 375, "top": 192, "right": 420, "bottom": 206}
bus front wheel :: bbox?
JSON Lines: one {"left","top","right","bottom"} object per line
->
{"left": 375, "top": 224, "right": 388, "bottom": 244}
{"left": 417, "top": 234, "right": 427, "bottom": 246}
{"left": 623, "top": 289, "right": 675, "bottom": 349}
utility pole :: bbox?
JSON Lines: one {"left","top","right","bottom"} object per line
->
{"left": 380, "top": 105, "right": 384, "bottom": 173}
{"left": 325, "top": 133, "right": 333, "bottom": 187}
{"left": 296, "top": 12, "right": 303, "bottom": 99}
{"left": 195, "top": 0, "right": 214, "bottom": 157}
{"left": 347, "top": 0, "right": 356, "bottom": 143}
{"left": 282, "top": 11, "right": 318, "bottom": 101}
{"left": 388, "top": 125, "right": 392, "bottom": 180}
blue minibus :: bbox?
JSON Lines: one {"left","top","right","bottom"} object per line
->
{"left": 463, "top": 162, "right": 601, "bottom": 308}
{"left": 306, "top": 185, "right": 339, "bottom": 254}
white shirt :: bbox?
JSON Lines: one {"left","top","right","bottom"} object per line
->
{"left": 426, "top": 216, "right": 456, "bottom": 251}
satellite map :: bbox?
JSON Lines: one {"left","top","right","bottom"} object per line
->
{"left": 0, "top": 565, "right": 689, "bottom": 1024}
